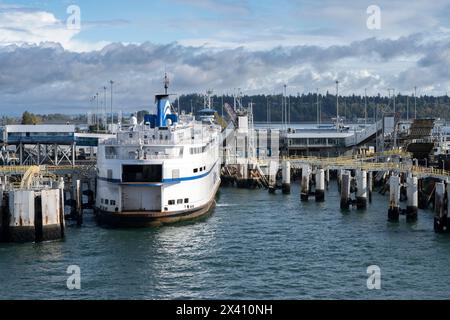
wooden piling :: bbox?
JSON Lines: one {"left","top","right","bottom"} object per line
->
{"left": 315, "top": 169, "right": 325, "bottom": 202}
{"left": 406, "top": 176, "right": 418, "bottom": 222}
{"left": 301, "top": 165, "right": 310, "bottom": 202}
{"left": 282, "top": 161, "right": 291, "bottom": 194}
{"left": 388, "top": 175, "right": 401, "bottom": 222}
{"left": 340, "top": 171, "right": 351, "bottom": 210}
{"left": 356, "top": 170, "right": 368, "bottom": 210}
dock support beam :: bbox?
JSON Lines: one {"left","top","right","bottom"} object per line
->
{"left": 340, "top": 171, "right": 351, "bottom": 210}
{"left": 368, "top": 171, "right": 373, "bottom": 203}
{"left": 325, "top": 169, "right": 330, "bottom": 190}
{"left": 282, "top": 161, "right": 291, "bottom": 194}
{"left": 406, "top": 176, "right": 418, "bottom": 222}
{"left": 433, "top": 182, "right": 449, "bottom": 233}
{"left": 356, "top": 170, "right": 367, "bottom": 210}
{"left": 388, "top": 175, "right": 401, "bottom": 222}
{"left": 315, "top": 169, "right": 325, "bottom": 202}
{"left": 301, "top": 165, "right": 310, "bottom": 202}
{"left": 58, "top": 177, "right": 66, "bottom": 237}
{"left": 75, "top": 180, "right": 82, "bottom": 226}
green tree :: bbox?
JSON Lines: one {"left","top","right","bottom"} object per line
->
{"left": 21, "top": 111, "right": 41, "bottom": 125}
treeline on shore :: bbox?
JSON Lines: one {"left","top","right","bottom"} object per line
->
{"left": 3, "top": 93, "right": 449, "bottom": 125}
{"left": 178, "top": 93, "right": 450, "bottom": 122}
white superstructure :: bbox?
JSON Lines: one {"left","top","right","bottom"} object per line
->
{"left": 95, "top": 80, "right": 221, "bottom": 227}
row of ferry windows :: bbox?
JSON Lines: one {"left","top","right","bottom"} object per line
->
{"left": 193, "top": 166, "right": 206, "bottom": 173}
{"left": 101, "top": 198, "right": 116, "bottom": 206}
{"left": 168, "top": 198, "right": 189, "bottom": 205}
{"left": 129, "top": 133, "right": 169, "bottom": 140}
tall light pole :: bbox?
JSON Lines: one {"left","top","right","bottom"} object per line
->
{"left": 336, "top": 80, "right": 339, "bottom": 132}
{"left": 406, "top": 95, "right": 410, "bottom": 121}
{"left": 103, "top": 86, "right": 107, "bottom": 130}
{"left": 96, "top": 92, "right": 99, "bottom": 132}
{"left": 364, "top": 88, "right": 368, "bottom": 126}
{"left": 110, "top": 80, "right": 114, "bottom": 127}
{"left": 414, "top": 86, "right": 417, "bottom": 119}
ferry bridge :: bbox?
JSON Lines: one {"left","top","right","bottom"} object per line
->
{"left": 270, "top": 149, "right": 450, "bottom": 181}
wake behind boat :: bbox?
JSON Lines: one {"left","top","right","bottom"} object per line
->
{"left": 94, "top": 75, "right": 221, "bottom": 227}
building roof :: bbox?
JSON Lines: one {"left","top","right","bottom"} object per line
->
{"left": 5, "top": 124, "right": 75, "bottom": 133}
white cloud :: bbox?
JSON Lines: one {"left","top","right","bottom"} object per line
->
{"left": 0, "top": 6, "right": 109, "bottom": 52}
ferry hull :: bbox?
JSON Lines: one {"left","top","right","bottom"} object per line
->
{"left": 95, "top": 196, "right": 216, "bottom": 228}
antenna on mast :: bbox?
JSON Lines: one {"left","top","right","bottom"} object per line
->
{"left": 164, "top": 73, "right": 170, "bottom": 95}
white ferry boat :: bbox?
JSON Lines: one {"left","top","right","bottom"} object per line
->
{"left": 95, "top": 76, "right": 221, "bottom": 227}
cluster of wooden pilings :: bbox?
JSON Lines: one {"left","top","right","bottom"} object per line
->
{"left": 63, "top": 177, "right": 96, "bottom": 226}
{"left": 271, "top": 161, "right": 450, "bottom": 234}
{"left": 337, "top": 169, "right": 372, "bottom": 210}
{"left": 269, "top": 162, "right": 330, "bottom": 201}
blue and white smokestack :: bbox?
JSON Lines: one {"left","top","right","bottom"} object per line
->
{"left": 156, "top": 95, "right": 171, "bottom": 127}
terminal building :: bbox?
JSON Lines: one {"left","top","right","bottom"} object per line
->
{"left": 0, "top": 125, "right": 114, "bottom": 165}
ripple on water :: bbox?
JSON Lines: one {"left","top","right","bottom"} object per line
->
{"left": 1, "top": 183, "right": 450, "bottom": 299}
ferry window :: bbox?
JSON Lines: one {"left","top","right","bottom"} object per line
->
{"left": 168, "top": 200, "right": 175, "bottom": 205}
{"left": 199, "top": 167, "right": 203, "bottom": 172}
{"left": 105, "top": 199, "right": 109, "bottom": 205}
{"left": 122, "top": 165, "right": 163, "bottom": 183}
{"left": 129, "top": 133, "right": 133, "bottom": 138}
{"left": 177, "top": 199, "right": 183, "bottom": 204}
{"left": 184, "top": 198, "right": 189, "bottom": 203}
{"left": 101, "top": 198, "right": 104, "bottom": 204}
{"left": 203, "top": 166, "right": 206, "bottom": 171}
{"left": 194, "top": 168, "right": 198, "bottom": 173}
{"left": 110, "top": 200, "right": 116, "bottom": 206}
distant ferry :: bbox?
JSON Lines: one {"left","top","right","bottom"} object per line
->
{"left": 94, "top": 76, "right": 221, "bottom": 227}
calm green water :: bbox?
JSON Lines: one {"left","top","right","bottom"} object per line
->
{"left": 1, "top": 182, "right": 450, "bottom": 300}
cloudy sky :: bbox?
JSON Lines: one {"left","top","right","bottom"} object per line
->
{"left": 0, "top": 0, "right": 450, "bottom": 114}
